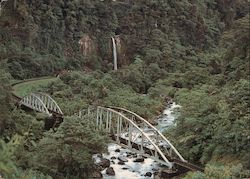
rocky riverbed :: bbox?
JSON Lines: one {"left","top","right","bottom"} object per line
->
{"left": 94, "top": 144, "right": 159, "bottom": 178}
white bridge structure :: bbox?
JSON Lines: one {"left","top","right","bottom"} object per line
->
{"left": 19, "top": 93, "right": 63, "bottom": 116}
{"left": 17, "top": 91, "right": 201, "bottom": 171}
{"left": 77, "top": 106, "right": 201, "bottom": 171}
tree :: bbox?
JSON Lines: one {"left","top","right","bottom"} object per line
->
{"left": 23, "top": 116, "right": 108, "bottom": 178}
{"left": 0, "top": 65, "right": 12, "bottom": 138}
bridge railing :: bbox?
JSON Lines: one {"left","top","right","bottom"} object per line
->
{"left": 108, "top": 106, "right": 186, "bottom": 162}
{"left": 77, "top": 106, "right": 96, "bottom": 118}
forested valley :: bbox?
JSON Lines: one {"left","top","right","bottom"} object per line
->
{"left": 0, "top": 0, "right": 249, "bottom": 178}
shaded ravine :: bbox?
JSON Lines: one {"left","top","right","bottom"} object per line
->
{"left": 94, "top": 103, "right": 181, "bottom": 179}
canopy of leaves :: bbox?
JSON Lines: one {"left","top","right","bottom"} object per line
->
{"left": 0, "top": 0, "right": 249, "bottom": 177}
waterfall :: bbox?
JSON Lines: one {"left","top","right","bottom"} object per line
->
{"left": 111, "top": 37, "right": 118, "bottom": 70}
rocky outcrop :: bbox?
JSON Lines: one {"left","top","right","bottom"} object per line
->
{"left": 110, "top": 35, "right": 128, "bottom": 67}
{"left": 106, "top": 167, "right": 115, "bottom": 176}
{"left": 78, "top": 34, "right": 96, "bottom": 56}
{"left": 114, "top": 35, "right": 122, "bottom": 55}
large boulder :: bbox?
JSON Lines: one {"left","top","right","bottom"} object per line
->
{"left": 99, "top": 158, "right": 110, "bottom": 168}
{"left": 106, "top": 167, "right": 115, "bottom": 176}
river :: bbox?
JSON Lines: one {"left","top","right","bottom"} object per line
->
{"left": 93, "top": 103, "right": 181, "bottom": 179}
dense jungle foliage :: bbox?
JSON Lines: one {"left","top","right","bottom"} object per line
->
{"left": 0, "top": 0, "right": 249, "bottom": 178}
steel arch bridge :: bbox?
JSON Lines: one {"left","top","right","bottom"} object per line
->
{"left": 16, "top": 89, "right": 202, "bottom": 172}
{"left": 19, "top": 93, "right": 63, "bottom": 116}
{"left": 78, "top": 106, "right": 202, "bottom": 171}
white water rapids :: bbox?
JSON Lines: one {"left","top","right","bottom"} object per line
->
{"left": 93, "top": 103, "right": 181, "bottom": 179}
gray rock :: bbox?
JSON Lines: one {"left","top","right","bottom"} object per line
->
{"left": 118, "top": 156, "right": 128, "bottom": 162}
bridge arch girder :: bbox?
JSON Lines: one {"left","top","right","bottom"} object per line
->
{"left": 19, "top": 93, "right": 50, "bottom": 115}
{"left": 109, "top": 106, "right": 185, "bottom": 162}
{"left": 19, "top": 93, "right": 63, "bottom": 116}
{"left": 35, "top": 93, "right": 63, "bottom": 115}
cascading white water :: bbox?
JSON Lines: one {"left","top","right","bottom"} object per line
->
{"left": 157, "top": 103, "right": 181, "bottom": 132}
{"left": 111, "top": 37, "right": 118, "bottom": 70}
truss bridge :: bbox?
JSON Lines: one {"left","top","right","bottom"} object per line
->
{"left": 14, "top": 89, "right": 203, "bottom": 172}
{"left": 79, "top": 106, "right": 203, "bottom": 172}
{"left": 19, "top": 93, "right": 63, "bottom": 116}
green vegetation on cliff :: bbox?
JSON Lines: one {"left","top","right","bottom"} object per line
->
{"left": 0, "top": 0, "right": 249, "bottom": 178}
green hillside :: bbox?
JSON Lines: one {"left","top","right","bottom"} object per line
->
{"left": 0, "top": 0, "right": 249, "bottom": 178}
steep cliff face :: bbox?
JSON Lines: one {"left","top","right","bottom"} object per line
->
{"left": 0, "top": 0, "right": 249, "bottom": 78}
{"left": 78, "top": 34, "right": 96, "bottom": 56}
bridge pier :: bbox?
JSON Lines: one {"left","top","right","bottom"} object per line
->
{"left": 160, "top": 169, "right": 179, "bottom": 178}
{"left": 44, "top": 114, "right": 63, "bottom": 130}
